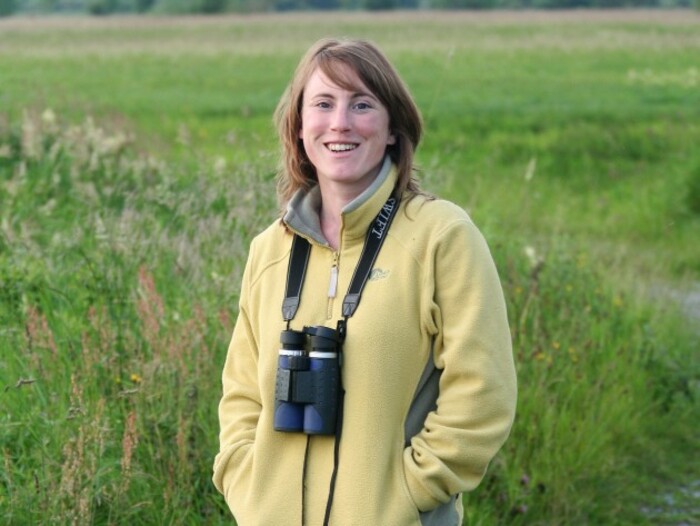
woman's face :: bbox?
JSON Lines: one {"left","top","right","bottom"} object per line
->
{"left": 299, "top": 65, "right": 395, "bottom": 199}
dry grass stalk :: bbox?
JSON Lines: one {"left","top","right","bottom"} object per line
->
{"left": 172, "top": 304, "right": 210, "bottom": 376}
{"left": 82, "top": 305, "right": 117, "bottom": 376}
{"left": 24, "top": 305, "right": 58, "bottom": 375}
{"left": 218, "top": 308, "right": 233, "bottom": 336}
{"left": 119, "top": 409, "right": 139, "bottom": 495}
{"left": 3, "top": 447, "right": 13, "bottom": 490}
{"left": 176, "top": 415, "right": 188, "bottom": 473}
{"left": 136, "top": 266, "right": 165, "bottom": 357}
{"left": 58, "top": 395, "right": 106, "bottom": 525}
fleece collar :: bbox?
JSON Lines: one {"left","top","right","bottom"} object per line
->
{"left": 283, "top": 156, "right": 397, "bottom": 247}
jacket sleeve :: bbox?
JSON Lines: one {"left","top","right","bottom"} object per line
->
{"left": 403, "top": 218, "right": 517, "bottom": 511}
{"left": 212, "top": 242, "right": 261, "bottom": 509}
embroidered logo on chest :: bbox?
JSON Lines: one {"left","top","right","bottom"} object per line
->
{"left": 369, "top": 268, "right": 390, "bottom": 281}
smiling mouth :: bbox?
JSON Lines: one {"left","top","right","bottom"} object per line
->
{"left": 326, "top": 143, "right": 358, "bottom": 152}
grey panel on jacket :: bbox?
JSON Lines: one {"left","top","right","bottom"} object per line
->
{"left": 405, "top": 353, "right": 461, "bottom": 526}
{"left": 419, "top": 495, "right": 460, "bottom": 526}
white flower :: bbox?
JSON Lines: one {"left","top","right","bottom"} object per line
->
{"left": 42, "top": 108, "right": 56, "bottom": 126}
{"left": 524, "top": 157, "right": 537, "bottom": 182}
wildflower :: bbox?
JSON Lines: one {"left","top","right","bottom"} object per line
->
{"left": 552, "top": 341, "right": 561, "bottom": 350}
{"left": 568, "top": 347, "right": 579, "bottom": 363}
{"left": 524, "top": 245, "right": 538, "bottom": 266}
{"left": 524, "top": 157, "right": 537, "bottom": 182}
{"left": 21, "top": 110, "right": 41, "bottom": 160}
{"left": 41, "top": 108, "right": 58, "bottom": 135}
{"left": 213, "top": 156, "right": 227, "bottom": 175}
{"left": 524, "top": 245, "right": 544, "bottom": 272}
{"left": 130, "top": 373, "right": 142, "bottom": 384}
{"left": 534, "top": 352, "right": 552, "bottom": 366}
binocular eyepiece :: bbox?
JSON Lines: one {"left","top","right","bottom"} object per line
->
{"left": 274, "top": 325, "right": 342, "bottom": 435}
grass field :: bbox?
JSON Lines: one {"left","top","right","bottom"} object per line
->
{"left": 1, "top": 11, "right": 699, "bottom": 525}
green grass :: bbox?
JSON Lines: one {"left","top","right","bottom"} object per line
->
{"left": 1, "top": 11, "right": 699, "bottom": 525}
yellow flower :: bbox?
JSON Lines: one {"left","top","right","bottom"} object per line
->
{"left": 535, "top": 352, "right": 552, "bottom": 365}
{"left": 552, "top": 341, "right": 561, "bottom": 350}
{"left": 130, "top": 373, "right": 142, "bottom": 384}
{"left": 568, "top": 347, "right": 579, "bottom": 363}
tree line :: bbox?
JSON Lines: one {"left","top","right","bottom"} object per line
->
{"left": 1, "top": 0, "right": 698, "bottom": 20}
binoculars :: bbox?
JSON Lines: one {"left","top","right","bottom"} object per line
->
{"left": 274, "top": 325, "right": 342, "bottom": 435}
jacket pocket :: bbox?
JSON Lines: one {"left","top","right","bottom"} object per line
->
{"left": 397, "top": 442, "right": 422, "bottom": 523}
{"left": 222, "top": 443, "right": 255, "bottom": 518}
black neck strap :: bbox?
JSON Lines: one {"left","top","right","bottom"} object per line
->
{"left": 282, "top": 191, "right": 400, "bottom": 324}
{"left": 282, "top": 234, "right": 312, "bottom": 322}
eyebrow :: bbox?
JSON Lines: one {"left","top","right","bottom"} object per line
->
{"left": 309, "top": 90, "right": 378, "bottom": 100}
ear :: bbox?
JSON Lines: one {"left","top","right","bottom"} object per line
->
{"left": 298, "top": 124, "right": 303, "bottom": 140}
{"left": 387, "top": 132, "right": 396, "bottom": 146}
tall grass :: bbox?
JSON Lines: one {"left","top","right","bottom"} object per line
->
{"left": 1, "top": 111, "right": 274, "bottom": 524}
{"left": 1, "top": 12, "right": 699, "bottom": 525}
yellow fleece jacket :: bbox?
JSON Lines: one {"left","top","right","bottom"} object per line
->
{"left": 213, "top": 159, "right": 517, "bottom": 526}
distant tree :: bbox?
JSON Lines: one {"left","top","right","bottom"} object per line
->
{"left": 199, "top": 0, "right": 225, "bottom": 12}
{"left": 136, "top": 0, "right": 156, "bottom": 11}
{"left": 364, "top": 0, "right": 395, "bottom": 9}
{"left": 0, "top": 0, "right": 16, "bottom": 16}
{"left": 308, "top": 0, "right": 339, "bottom": 8}
{"left": 87, "top": 0, "right": 117, "bottom": 13}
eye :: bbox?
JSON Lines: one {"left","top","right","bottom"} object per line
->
{"left": 314, "top": 101, "right": 332, "bottom": 109}
{"left": 353, "top": 101, "right": 372, "bottom": 111}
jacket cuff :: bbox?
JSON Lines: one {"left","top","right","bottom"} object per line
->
{"left": 402, "top": 447, "right": 443, "bottom": 512}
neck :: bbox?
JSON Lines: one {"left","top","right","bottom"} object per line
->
{"left": 319, "top": 189, "right": 349, "bottom": 251}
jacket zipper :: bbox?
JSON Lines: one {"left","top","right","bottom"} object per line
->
{"left": 327, "top": 252, "right": 339, "bottom": 320}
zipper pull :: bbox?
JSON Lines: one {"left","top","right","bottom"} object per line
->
{"left": 328, "top": 265, "right": 338, "bottom": 298}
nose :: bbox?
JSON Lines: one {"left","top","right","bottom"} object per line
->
{"left": 330, "top": 107, "right": 351, "bottom": 132}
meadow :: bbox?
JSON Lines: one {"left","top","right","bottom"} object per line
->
{"left": 1, "top": 10, "right": 699, "bottom": 525}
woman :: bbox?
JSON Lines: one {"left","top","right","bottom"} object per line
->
{"left": 213, "top": 38, "right": 517, "bottom": 526}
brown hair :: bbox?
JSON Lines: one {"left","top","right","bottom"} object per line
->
{"left": 274, "top": 38, "right": 423, "bottom": 208}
